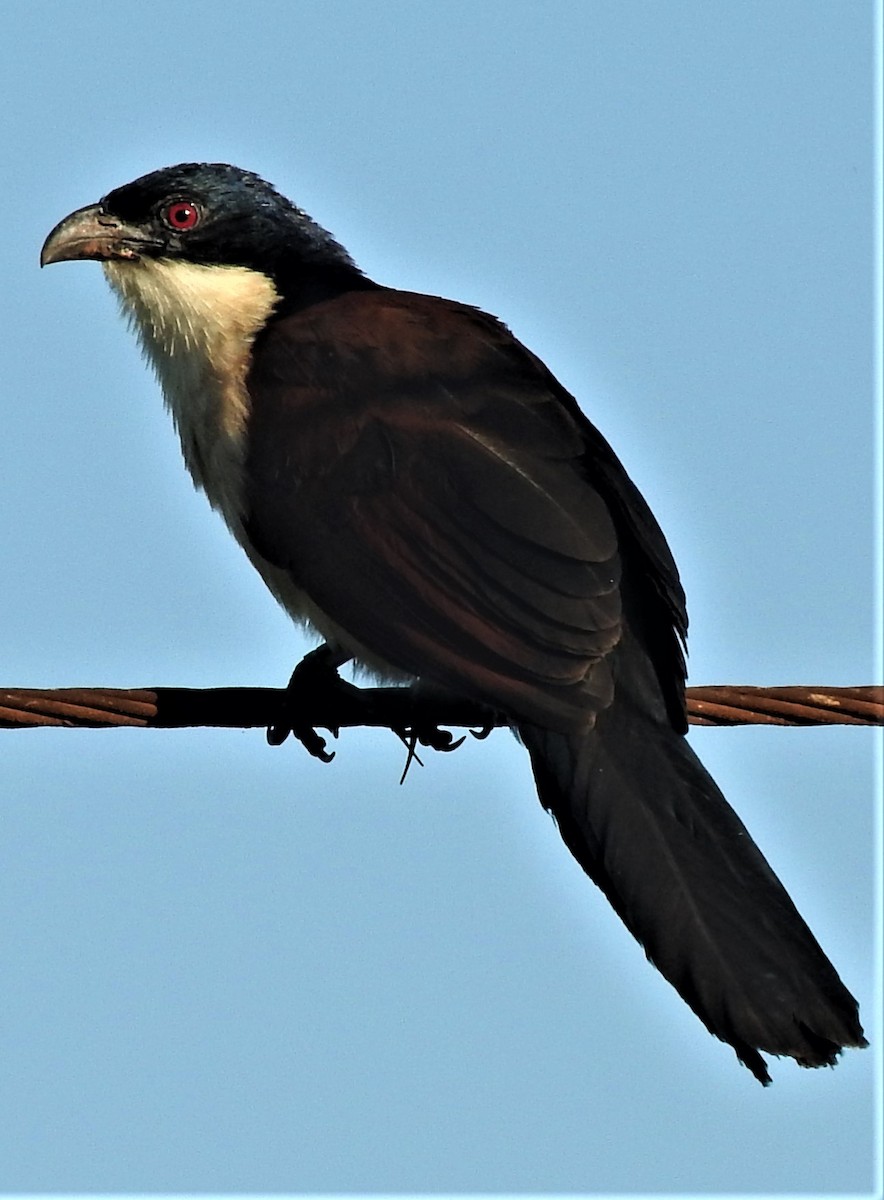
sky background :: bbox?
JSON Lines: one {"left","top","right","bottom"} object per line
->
{"left": 0, "top": 1, "right": 880, "bottom": 1196}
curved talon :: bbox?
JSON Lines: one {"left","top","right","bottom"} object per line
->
{"left": 424, "top": 730, "right": 466, "bottom": 752}
{"left": 297, "top": 726, "right": 336, "bottom": 762}
{"left": 395, "top": 721, "right": 470, "bottom": 784}
{"left": 266, "top": 723, "right": 290, "bottom": 747}
{"left": 402, "top": 723, "right": 468, "bottom": 753}
{"left": 415, "top": 720, "right": 465, "bottom": 748}
{"left": 267, "top": 718, "right": 336, "bottom": 761}
{"left": 470, "top": 724, "right": 494, "bottom": 741}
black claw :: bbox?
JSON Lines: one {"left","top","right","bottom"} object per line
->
{"left": 297, "top": 726, "right": 336, "bottom": 762}
{"left": 394, "top": 720, "right": 472, "bottom": 782}
{"left": 430, "top": 730, "right": 467, "bottom": 752}
{"left": 417, "top": 726, "right": 450, "bottom": 752}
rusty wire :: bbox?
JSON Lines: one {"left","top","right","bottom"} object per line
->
{"left": 0, "top": 683, "right": 881, "bottom": 732}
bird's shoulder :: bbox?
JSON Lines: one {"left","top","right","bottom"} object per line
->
{"left": 248, "top": 286, "right": 574, "bottom": 425}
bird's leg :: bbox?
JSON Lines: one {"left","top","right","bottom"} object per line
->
{"left": 267, "top": 643, "right": 357, "bottom": 760}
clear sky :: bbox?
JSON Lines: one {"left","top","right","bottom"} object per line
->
{"left": 0, "top": 0, "right": 879, "bottom": 1195}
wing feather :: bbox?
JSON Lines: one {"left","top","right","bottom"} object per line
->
{"left": 244, "top": 289, "right": 681, "bottom": 730}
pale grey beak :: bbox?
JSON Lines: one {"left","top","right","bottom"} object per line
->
{"left": 41, "top": 203, "right": 160, "bottom": 266}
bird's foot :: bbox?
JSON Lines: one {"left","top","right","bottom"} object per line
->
{"left": 393, "top": 709, "right": 496, "bottom": 783}
{"left": 268, "top": 646, "right": 497, "bottom": 771}
{"left": 267, "top": 644, "right": 355, "bottom": 762}
{"left": 393, "top": 722, "right": 464, "bottom": 784}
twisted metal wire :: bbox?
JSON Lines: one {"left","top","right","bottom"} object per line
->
{"left": 1, "top": 684, "right": 881, "bottom": 731}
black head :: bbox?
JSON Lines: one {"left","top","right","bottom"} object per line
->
{"left": 42, "top": 162, "right": 369, "bottom": 296}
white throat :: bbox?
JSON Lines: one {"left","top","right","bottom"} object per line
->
{"left": 103, "top": 257, "right": 278, "bottom": 530}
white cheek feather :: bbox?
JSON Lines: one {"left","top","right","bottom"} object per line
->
{"left": 102, "top": 256, "right": 402, "bottom": 673}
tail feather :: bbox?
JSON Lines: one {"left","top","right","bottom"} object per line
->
{"left": 520, "top": 688, "right": 866, "bottom": 1083}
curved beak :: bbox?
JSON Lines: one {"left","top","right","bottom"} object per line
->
{"left": 41, "top": 203, "right": 159, "bottom": 267}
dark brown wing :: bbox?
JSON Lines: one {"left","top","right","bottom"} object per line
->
{"left": 243, "top": 288, "right": 681, "bottom": 731}
{"left": 243, "top": 288, "right": 867, "bottom": 1079}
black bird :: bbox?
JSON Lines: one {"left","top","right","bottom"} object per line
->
{"left": 41, "top": 163, "right": 865, "bottom": 1083}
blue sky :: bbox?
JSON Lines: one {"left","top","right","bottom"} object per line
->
{"left": 0, "top": 0, "right": 879, "bottom": 1194}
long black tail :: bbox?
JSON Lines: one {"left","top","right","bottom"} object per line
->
{"left": 520, "top": 686, "right": 866, "bottom": 1083}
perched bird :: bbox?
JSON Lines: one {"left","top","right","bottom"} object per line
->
{"left": 41, "top": 162, "right": 865, "bottom": 1083}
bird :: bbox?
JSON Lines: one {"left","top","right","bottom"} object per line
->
{"left": 41, "top": 162, "right": 865, "bottom": 1084}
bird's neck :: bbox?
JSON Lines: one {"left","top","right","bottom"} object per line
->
{"left": 103, "top": 256, "right": 278, "bottom": 527}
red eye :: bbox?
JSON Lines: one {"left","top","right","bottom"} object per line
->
{"left": 165, "top": 201, "right": 200, "bottom": 230}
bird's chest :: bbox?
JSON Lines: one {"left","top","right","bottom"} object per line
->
{"left": 149, "top": 335, "right": 252, "bottom": 534}
{"left": 103, "top": 257, "right": 279, "bottom": 536}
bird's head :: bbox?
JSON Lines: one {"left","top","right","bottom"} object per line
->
{"left": 41, "top": 163, "right": 375, "bottom": 429}
{"left": 41, "top": 162, "right": 361, "bottom": 290}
